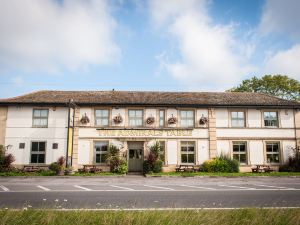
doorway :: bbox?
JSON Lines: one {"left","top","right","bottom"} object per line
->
{"left": 127, "top": 142, "right": 144, "bottom": 172}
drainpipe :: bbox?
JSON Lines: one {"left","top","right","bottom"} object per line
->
{"left": 66, "top": 100, "right": 71, "bottom": 167}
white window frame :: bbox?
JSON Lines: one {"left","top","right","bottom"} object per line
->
{"left": 30, "top": 141, "right": 46, "bottom": 164}
{"left": 95, "top": 109, "right": 110, "bottom": 126}
{"left": 94, "top": 141, "right": 109, "bottom": 164}
{"left": 128, "top": 109, "right": 144, "bottom": 127}
{"left": 32, "top": 109, "right": 49, "bottom": 128}
{"left": 180, "top": 141, "right": 195, "bottom": 164}
{"left": 159, "top": 109, "right": 165, "bottom": 127}
{"left": 232, "top": 141, "right": 247, "bottom": 164}
{"left": 263, "top": 111, "right": 279, "bottom": 128}
{"left": 265, "top": 142, "right": 281, "bottom": 164}
{"left": 180, "top": 110, "right": 194, "bottom": 128}
{"left": 231, "top": 111, "right": 245, "bottom": 127}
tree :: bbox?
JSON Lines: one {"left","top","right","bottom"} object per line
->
{"left": 227, "top": 75, "right": 300, "bottom": 101}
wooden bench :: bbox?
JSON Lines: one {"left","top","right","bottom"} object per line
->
{"left": 80, "top": 165, "right": 103, "bottom": 173}
{"left": 175, "top": 165, "right": 199, "bottom": 172}
{"left": 23, "top": 165, "right": 48, "bottom": 172}
{"left": 251, "top": 165, "right": 275, "bottom": 173}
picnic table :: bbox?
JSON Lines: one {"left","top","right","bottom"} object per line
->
{"left": 23, "top": 165, "right": 48, "bottom": 172}
{"left": 81, "top": 164, "right": 103, "bottom": 173}
{"left": 175, "top": 165, "right": 199, "bottom": 172}
{"left": 251, "top": 165, "right": 275, "bottom": 173}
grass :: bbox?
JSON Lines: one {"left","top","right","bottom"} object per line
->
{"left": 72, "top": 172, "right": 125, "bottom": 176}
{"left": 0, "top": 209, "right": 299, "bottom": 225}
{"left": 0, "top": 170, "right": 56, "bottom": 177}
{"left": 148, "top": 172, "right": 300, "bottom": 177}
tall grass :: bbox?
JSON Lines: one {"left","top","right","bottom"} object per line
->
{"left": 0, "top": 209, "right": 299, "bottom": 225}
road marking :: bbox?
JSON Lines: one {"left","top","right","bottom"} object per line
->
{"left": 74, "top": 185, "right": 92, "bottom": 191}
{"left": 143, "top": 185, "right": 175, "bottom": 191}
{"left": 0, "top": 185, "right": 9, "bottom": 191}
{"left": 219, "top": 184, "right": 255, "bottom": 190}
{"left": 253, "top": 184, "right": 295, "bottom": 190}
{"left": 180, "top": 184, "right": 216, "bottom": 190}
{"left": 37, "top": 185, "right": 50, "bottom": 191}
{"left": 110, "top": 185, "right": 134, "bottom": 191}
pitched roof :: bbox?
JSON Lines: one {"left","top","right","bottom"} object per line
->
{"left": 0, "top": 90, "right": 299, "bottom": 108}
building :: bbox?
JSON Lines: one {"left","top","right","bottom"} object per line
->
{"left": 0, "top": 90, "right": 300, "bottom": 172}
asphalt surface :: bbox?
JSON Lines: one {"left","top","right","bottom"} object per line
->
{"left": 0, "top": 176, "right": 300, "bottom": 209}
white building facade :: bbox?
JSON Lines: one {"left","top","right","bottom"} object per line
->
{"left": 0, "top": 90, "right": 299, "bottom": 172}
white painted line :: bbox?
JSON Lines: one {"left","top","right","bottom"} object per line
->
{"left": 0, "top": 185, "right": 9, "bottom": 191}
{"left": 219, "top": 184, "right": 255, "bottom": 190}
{"left": 180, "top": 184, "right": 216, "bottom": 190}
{"left": 143, "top": 185, "right": 175, "bottom": 191}
{"left": 253, "top": 184, "right": 295, "bottom": 190}
{"left": 110, "top": 185, "right": 134, "bottom": 191}
{"left": 74, "top": 185, "right": 92, "bottom": 191}
{"left": 37, "top": 185, "right": 50, "bottom": 191}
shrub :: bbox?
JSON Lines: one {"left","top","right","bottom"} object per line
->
{"left": 279, "top": 147, "right": 300, "bottom": 172}
{"left": 115, "top": 160, "right": 128, "bottom": 174}
{"left": 153, "top": 160, "right": 163, "bottom": 173}
{"left": 143, "top": 160, "right": 152, "bottom": 174}
{"left": 106, "top": 145, "right": 127, "bottom": 174}
{"left": 202, "top": 156, "right": 239, "bottom": 173}
{"left": 49, "top": 162, "right": 60, "bottom": 173}
{"left": 49, "top": 156, "right": 66, "bottom": 175}
{"left": 0, "top": 145, "right": 15, "bottom": 172}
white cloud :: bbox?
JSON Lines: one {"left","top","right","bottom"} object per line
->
{"left": 264, "top": 44, "right": 300, "bottom": 80}
{"left": 259, "top": 0, "right": 300, "bottom": 39}
{"left": 149, "top": 0, "right": 254, "bottom": 90}
{"left": 0, "top": 0, "right": 120, "bottom": 73}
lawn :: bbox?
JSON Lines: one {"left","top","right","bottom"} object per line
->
{"left": 0, "top": 208, "right": 299, "bottom": 225}
{"left": 147, "top": 172, "right": 300, "bottom": 177}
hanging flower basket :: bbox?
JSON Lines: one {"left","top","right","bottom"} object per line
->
{"left": 80, "top": 113, "right": 90, "bottom": 124}
{"left": 113, "top": 114, "right": 123, "bottom": 124}
{"left": 168, "top": 114, "right": 177, "bottom": 125}
{"left": 146, "top": 116, "right": 155, "bottom": 125}
{"left": 199, "top": 115, "right": 208, "bottom": 125}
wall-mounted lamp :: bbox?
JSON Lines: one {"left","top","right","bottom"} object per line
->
{"left": 5, "top": 144, "right": 12, "bottom": 150}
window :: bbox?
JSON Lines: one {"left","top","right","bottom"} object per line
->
{"left": 180, "top": 110, "right": 194, "bottom": 127}
{"left": 159, "top": 110, "right": 165, "bottom": 127}
{"left": 52, "top": 143, "right": 58, "bottom": 149}
{"left": 231, "top": 111, "right": 245, "bottom": 127}
{"left": 159, "top": 141, "right": 166, "bottom": 164}
{"left": 264, "top": 111, "right": 278, "bottom": 127}
{"left": 266, "top": 142, "right": 280, "bottom": 163}
{"left": 30, "top": 141, "right": 46, "bottom": 164}
{"left": 19, "top": 143, "right": 25, "bottom": 149}
{"left": 95, "top": 109, "right": 109, "bottom": 126}
{"left": 180, "top": 141, "right": 195, "bottom": 164}
{"left": 233, "top": 142, "right": 247, "bottom": 164}
{"left": 128, "top": 109, "right": 143, "bottom": 127}
{"left": 32, "top": 109, "right": 49, "bottom": 127}
{"left": 94, "top": 141, "right": 108, "bottom": 164}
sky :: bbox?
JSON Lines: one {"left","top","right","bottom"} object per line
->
{"left": 0, "top": 0, "right": 300, "bottom": 98}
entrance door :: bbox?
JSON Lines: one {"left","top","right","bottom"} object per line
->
{"left": 128, "top": 142, "right": 143, "bottom": 172}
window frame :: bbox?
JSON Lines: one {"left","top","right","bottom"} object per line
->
{"left": 159, "top": 109, "right": 165, "bottom": 127}
{"left": 265, "top": 141, "right": 281, "bottom": 164}
{"left": 180, "top": 141, "right": 196, "bottom": 165}
{"left": 232, "top": 141, "right": 247, "bottom": 165}
{"left": 30, "top": 141, "right": 46, "bottom": 164}
{"left": 32, "top": 109, "right": 49, "bottom": 128}
{"left": 263, "top": 111, "right": 279, "bottom": 128}
{"left": 95, "top": 109, "right": 110, "bottom": 127}
{"left": 179, "top": 110, "right": 195, "bottom": 128}
{"left": 158, "top": 140, "right": 166, "bottom": 165}
{"left": 230, "top": 111, "right": 246, "bottom": 128}
{"left": 94, "top": 141, "right": 109, "bottom": 164}
{"left": 128, "top": 109, "right": 144, "bottom": 127}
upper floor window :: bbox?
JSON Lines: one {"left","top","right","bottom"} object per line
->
{"left": 264, "top": 111, "right": 278, "bottom": 127}
{"left": 94, "top": 141, "right": 108, "bottom": 164}
{"left": 266, "top": 142, "right": 280, "bottom": 163}
{"left": 95, "top": 109, "right": 109, "bottom": 126}
{"left": 231, "top": 111, "right": 245, "bottom": 127}
{"left": 180, "top": 110, "right": 194, "bottom": 127}
{"left": 128, "top": 109, "right": 143, "bottom": 127}
{"left": 159, "top": 110, "right": 165, "bottom": 127}
{"left": 32, "top": 109, "right": 49, "bottom": 127}
{"left": 233, "top": 142, "right": 247, "bottom": 164}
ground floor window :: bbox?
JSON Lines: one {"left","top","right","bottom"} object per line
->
{"left": 30, "top": 141, "right": 46, "bottom": 164}
{"left": 232, "top": 142, "right": 247, "bottom": 164}
{"left": 94, "top": 141, "right": 109, "bottom": 163}
{"left": 266, "top": 142, "right": 280, "bottom": 163}
{"left": 180, "top": 141, "right": 195, "bottom": 164}
{"left": 159, "top": 141, "right": 166, "bottom": 164}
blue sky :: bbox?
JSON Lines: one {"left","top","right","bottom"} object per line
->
{"left": 0, "top": 0, "right": 299, "bottom": 98}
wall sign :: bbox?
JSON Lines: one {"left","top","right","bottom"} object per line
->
{"left": 98, "top": 129, "right": 192, "bottom": 137}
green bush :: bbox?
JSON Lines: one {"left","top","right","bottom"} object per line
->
{"left": 115, "top": 160, "right": 128, "bottom": 174}
{"left": 153, "top": 160, "right": 163, "bottom": 173}
{"left": 279, "top": 148, "right": 300, "bottom": 172}
{"left": 49, "top": 162, "right": 60, "bottom": 173}
{"left": 203, "top": 156, "right": 239, "bottom": 173}
{"left": 143, "top": 160, "right": 152, "bottom": 174}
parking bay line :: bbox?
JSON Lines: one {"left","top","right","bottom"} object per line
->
{"left": 218, "top": 184, "right": 255, "bottom": 190}
{"left": 37, "top": 185, "right": 50, "bottom": 191}
{"left": 74, "top": 185, "right": 92, "bottom": 191}
{"left": 252, "top": 184, "right": 295, "bottom": 190}
{"left": 143, "top": 185, "right": 175, "bottom": 191}
{"left": 0, "top": 185, "right": 9, "bottom": 191}
{"left": 110, "top": 185, "right": 134, "bottom": 191}
{"left": 180, "top": 184, "right": 216, "bottom": 190}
